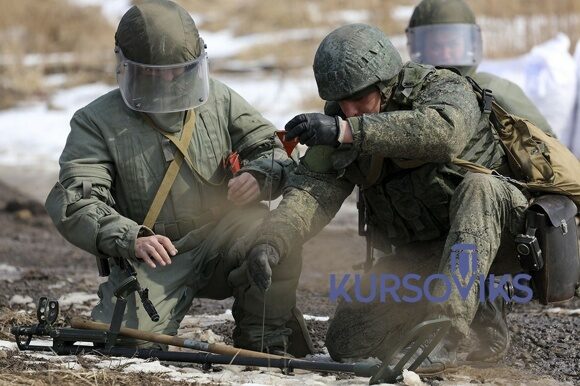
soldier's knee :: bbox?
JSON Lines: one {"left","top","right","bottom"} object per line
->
{"left": 457, "top": 173, "right": 500, "bottom": 196}
{"left": 325, "top": 321, "right": 349, "bottom": 361}
{"left": 272, "top": 248, "right": 303, "bottom": 281}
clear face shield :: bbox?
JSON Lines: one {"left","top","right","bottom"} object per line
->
{"left": 406, "top": 24, "right": 482, "bottom": 67}
{"left": 115, "top": 47, "right": 210, "bottom": 113}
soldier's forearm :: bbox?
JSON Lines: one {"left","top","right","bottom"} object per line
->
{"left": 347, "top": 108, "right": 466, "bottom": 162}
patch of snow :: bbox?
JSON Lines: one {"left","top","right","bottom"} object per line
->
{"left": 202, "top": 28, "right": 328, "bottom": 59}
{"left": 544, "top": 307, "right": 580, "bottom": 315}
{"left": 303, "top": 315, "right": 329, "bottom": 322}
{"left": 392, "top": 6, "right": 415, "bottom": 22}
{"left": 124, "top": 360, "right": 174, "bottom": 374}
{"left": 174, "top": 328, "right": 224, "bottom": 345}
{"left": 0, "top": 340, "right": 17, "bottom": 350}
{"left": 0, "top": 52, "right": 75, "bottom": 67}
{"left": 58, "top": 292, "right": 100, "bottom": 308}
{"left": 181, "top": 309, "right": 234, "bottom": 328}
{"left": 216, "top": 70, "right": 319, "bottom": 130}
{"left": 50, "top": 83, "right": 114, "bottom": 110}
{"left": 44, "top": 74, "right": 69, "bottom": 88}
{"left": 0, "top": 264, "right": 22, "bottom": 281}
{"left": 47, "top": 281, "right": 66, "bottom": 290}
{"left": 9, "top": 295, "right": 33, "bottom": 306}
{"left": 329, "top": 10, "right": 370, "bottom": 24}
{"left": 68, "top": 0, "right": 132, "bottom": 25}
{"left": 0, "top": 82, "right": 113, "bottom": 166}
{"left": 403, "top": 369, "right": 425, "bottom": 386}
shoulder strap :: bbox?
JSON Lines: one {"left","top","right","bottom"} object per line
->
{"left": 145, "top": 112, "right": 196, "bottom": 171}
{"left": 451, "top": 157, "right": 494, "bottom": 175}
{"left": 452, "top": 157, "right": 526, "bottom": 189}
{"left": 143, "top": 111, "right": 196, "bottom": 229}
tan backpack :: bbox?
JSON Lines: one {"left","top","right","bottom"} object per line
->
{"left": 455, "top": 78, "right": 580, "bottom": 208}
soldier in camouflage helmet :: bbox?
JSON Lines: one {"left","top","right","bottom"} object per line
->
{"left": 407, "top": 0, "right": 555, "bottom": 137}
{"left": 45, "top": 0, "right": 313, "bottom": 357}
{"left": 243, "top": 23, "right": 530, "bottom": 365}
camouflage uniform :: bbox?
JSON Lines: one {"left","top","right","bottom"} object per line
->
{"left": 44, "top": 1, "right": 304, "bottom": 354}
{"left": 254, "top": 58, "right": 528, "bottom": 360}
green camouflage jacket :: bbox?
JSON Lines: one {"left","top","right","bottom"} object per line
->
{"left": 254, "top": 62, "right": 508, "bottom": 256}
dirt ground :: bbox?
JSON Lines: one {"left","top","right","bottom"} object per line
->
{"left": 0, "top": 179, "right": 578, "bottom": 385}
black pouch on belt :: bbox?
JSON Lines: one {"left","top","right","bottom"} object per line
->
{"left": 515, "top": 195, "right": 580, "bottom": 305}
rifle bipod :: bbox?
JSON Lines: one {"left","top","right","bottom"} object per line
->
{"left": 11, "top": 296, "right": 451, "bottom": 384}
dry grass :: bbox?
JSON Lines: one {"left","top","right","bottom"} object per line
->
{"left": 0, "top": 307, "right": 36, "bottom": 340}
{"left": 2, "top": 0, "right": 580, "bottom": 109}
{"left": 0, "top": 348, "right": 222, "bottom": 385}
{"left": 471, "top": 0, "right": 580, "bottom": 57}
{"left": 174, "top": 0, "right": 580, "bottom": 72}
{"left": 0, "top": 0, "right": 115, "bottom": 109}
{"left": 173, "top": 0, "right": 405, "bottom": 35}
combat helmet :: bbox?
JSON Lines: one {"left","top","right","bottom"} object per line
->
{"left": 114, "top": 0, "right": 209, "bottom": 113}
{"left": 314, "top": 23, "right": 403, "bottom": 101}
{"left": 407, "top": 0, "right": 482, "bottom": 75}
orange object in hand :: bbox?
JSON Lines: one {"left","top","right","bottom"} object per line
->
{"left": 276, "top": 131, "right": 299, "bottom": 156}
{"left": 227, "top": 152, "right": 241, "bottom": 174}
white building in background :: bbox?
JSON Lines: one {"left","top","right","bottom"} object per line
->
{"left": 480, "top": 34, "right": 580, "bottom": 158}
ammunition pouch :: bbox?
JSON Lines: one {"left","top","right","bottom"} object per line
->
{"left": 515, "top": 195, "right": 580, "bottom": 304}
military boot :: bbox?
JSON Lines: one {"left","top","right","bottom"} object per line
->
{"left": 257, "top": 307, "right": 315, "bottom": 358}
{"left": 466, "top": 278, "right": 514, "bottom": 362}
{"left": 285, "top": 307, "right": 315, "bottom": 358}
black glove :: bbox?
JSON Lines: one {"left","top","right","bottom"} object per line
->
{"left": 247, "top": 244, "right": 280, "bottom": 292}
{"left": 284, "top": 113, "right": 340, "bottom": 147}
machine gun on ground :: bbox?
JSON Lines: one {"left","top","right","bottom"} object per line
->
{"left": 11, "top": 270, "right": 451, "bottom": 385}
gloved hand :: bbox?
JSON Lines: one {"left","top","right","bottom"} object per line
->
{"left": 247, "top": 244, "right": 280, "bottom": 292}
{"left": 284, "top": 113, "right": 340, "bottom": 147}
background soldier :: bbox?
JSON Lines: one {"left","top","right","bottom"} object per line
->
{"left": 243, "top": 23, "right": 530, "bottom": 365}
{"left": 45, "top": 0, "right": 311, "bottom": 357}
{"left": 405, "top": 0, "right": 563, "bottom": 362}
{"left": 406, "top": 0, "right": 555, "bottom": 137}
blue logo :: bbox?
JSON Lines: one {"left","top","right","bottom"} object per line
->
{"left": 329, "top": 243, "right": 533, "bottom": 304}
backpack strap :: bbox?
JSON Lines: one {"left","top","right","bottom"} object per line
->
{"left": 451, "top": 157, "right": 494, "bottom": 175}
{"left": 452, "top": 157, "right": 527, "bottom": 189}
{"left": 143, "top": 111, "right": 197, "bottom": 229}
{"left": 465, "top": 76, "right": 494, "bottom": 117}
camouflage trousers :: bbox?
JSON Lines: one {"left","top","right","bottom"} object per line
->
{"left": 91, "top": 205, "right": 305, "bottom": 354}
{"left": 326, "top": 173, "right": 528, "bottom": 361}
